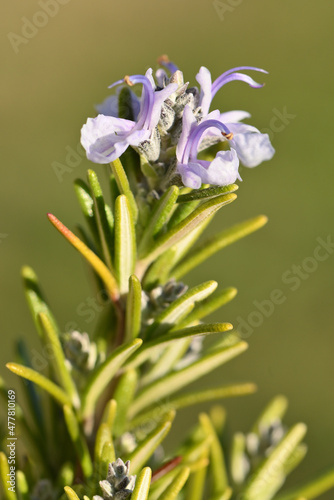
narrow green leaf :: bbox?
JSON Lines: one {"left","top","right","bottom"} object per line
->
{"left": 38, "top": 312, "right": 79, "bottom": 408}
{"left": 58, "top": 462, "right": 74, "bottom": 489}
{"left": 15, "top": 341, "right": 45, "bottom": 436}
{"left": 275, "top": 466, "right": 334, "bottom": 500}
{"left": 140, "top": 338, "right": 192, "bottom": 386}
{"left": 114, "top": 195, "right": 136, "bottom": 294}
{"left": 283, "top": 444, "right": 307, "bottom": 476}
{"left": 158, "top": 466, "right": 190, "bottom": 500}
{"left": 100, "top": 442, "right": 116, "bottom": 478}
{"left": 131, "top": 467, "right": 152, "bottom": 500}
{"left": 63, "top": 405, "right": 93, "bottom": 479}
{"left": 6, "top": 362, "right": 71, "bottom": 407}
{"left": 125, "top": 323, "right": 233, "bottom": 371}
{"left": 16, "top": 471, "right": 29, "bottom": 500}
{"left": 87, "top": 169, "right": 114, "bottom": 270}
{"left": 140, "top": 155, "right": 158, "bottom": 184}
{"left": 81, "top": 339, "right": 142, "bottom": 420}
{"left": 64, "top": 486, "right": 81, "bottom": 500}
{"left": 94, "top": 422, "right": 115, "bottom": 477}
{"left": 178, "top": 287, "right": 238, "bottom": 327}
{"left": 212, "top": 488, "right": 233, "bottom": 500}
{"left": 112, "top": 369, "right": 138, "bottom": 436}
{"left": 242, "top": 423, "right": 307, "bottom": 500}
{"left": 251, "top": 395, "right": 288, "bottom": 434}
{"left": 130, "top": 384, "right": 254, "bottom": 430}
{"left": 125, "top": 275, "right": 142, "bottom": 342}
{"left": 184, "top": 448, "right": 209, "bottom": 500}
{"left": 177, "top": 184, "right": 238, "bottom": 203}
{"left": 0, "top": 452, "right": 17, "bottom": 500}
{"left": 138, "top": 193, "right": 237, "bottom": 266}
{"left": 94, "top": 422, "right": 112, "bottom": 464}
{"left": 74, "top": 179, "right": 100, "bottom": 245}
{"left": 173, "top": 215, "right": 268, "bottom": 279}
{"left": 101, "top": 399, "right": 117, "bottom": 430}
{"left": 110, "top": 158, "right": 138, "bottom": 221}
{"left": 167, "top": 199, "right": 200, "bottom": 229}
{"left": 129, "top": 341, "right": 248, "bottom": 418}
{"left": 21, "top": 266, "right": 58, "bottom": 338}
{"left": 142, "top": 212, "right": 214, "bottom": 288}
{"left": 138, "top": 186, "right": 179, "bottom": 257}
{"left": 230, "top": 433, "right": 247, "bottom": 485}
{"left": 127, "top": 413, "right": 174, "bottom": 474}
{"left": 144, "top": 281, "right": 218, "bottom": 339}
{"left": 200, "top": 413, "right": 228, "bottom": 494}
{"left": 47, "top": 214, "right": 119, "bottom": 302}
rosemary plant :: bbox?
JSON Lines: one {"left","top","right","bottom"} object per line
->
{"left": 1, "top": 57, "right": 333, "bottom": 500}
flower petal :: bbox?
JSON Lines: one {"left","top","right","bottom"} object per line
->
{"left": 149, "top": 82, "right": 178, "bottom": 130}
{"left": 220, "top": 110, "right": 251, "bottom": 123}
{"left": 176, "top": 105, "right": 197, "bottom": 163}
{"left": 229, "top": 124, "right": 275, "bottom": 167}
{"left": 177, "top": 163, "right": 202, "bottom": 189}
{"left": 178, "top": 149, "right": 240, "bottom": 188}
{"left": 196, "top": 66, "right": 212, "bottom": 116}
{"left": 80, "top": 114, "right": 149, "bottom": 164}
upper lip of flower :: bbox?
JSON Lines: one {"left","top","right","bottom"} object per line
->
{"left": 80, "top": 69, "right": 178, "bottom": 163}
{"left": 177, "top": 106, "right": 233, "bottom": 166}
{"left": 109, "top": 69, "right": 178, "bottom": 132}
{"left": 197, "top": 65, "right": 268, "bottom": 116}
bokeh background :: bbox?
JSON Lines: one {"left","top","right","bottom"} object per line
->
{"left": 1, "top": 0, "right": 334, "bottom": 496}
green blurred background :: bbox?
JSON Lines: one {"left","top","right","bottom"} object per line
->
{"left": 1, "top": 0, "right": 334, "bottom": 496}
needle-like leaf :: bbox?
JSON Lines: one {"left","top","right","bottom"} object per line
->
{"left": 47, "top": 213, "right": 119, "bottom": 301}
{"left": 63, "top": 405, "right": 93, "bottom": 479}
{"left": 138, "top": 186, "right": 179, "bottom": 257}
{"left": 6, "top": 363, "right": 71, "bottom": 407}
{"left": 177, "top": 184, "right": 238, "bottom": 203}
{"left": 21, "top": 266, "right": 58, "bottom": 338}
{"left": 114, "top": 195, "right": 136, "bottom": 294}
{"left": 125, "top": 275, "right": 142, "bottom": 342}
{"left": 241, "top": 423, "right": 307, "bottom": 500}
{"left": 126, "top": 412, "right": 175, "bottom": 474}
{"left": 173, "top": 215, "right": 268, "bottom": 279}
{"left": 87, "top": 169, "right": 114, "bottom": 270}
{"left": 0, "top": 452, "right": 17, "bottom": 500}
{"left": 38, "top": 312, "right": 79, "bottom": 408}
{"left": 81, "top": 339, "right": 142, "bottom": 420}
{"left": 144, "top": 281, "right": 218, "bottom": 339}
{"left": 130, "top": 467, "right": 152, "bottom": 500}
{"left": 110, "top": 158, "right": 138, "bottom": 221}
{"left": 125, "top": 323, "right": 233, "bottom": 371}
{"left": 64, "top": 486, "right": 81, "bottom": 500}
{"left": 129, "top": 341, "right": 248, "bottom": 417}
{"left": 138, "top": 193, "right": 237, "bottom": 267}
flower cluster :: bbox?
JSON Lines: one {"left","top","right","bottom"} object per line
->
{"left": 93, "top": 459, "right": 136, "bottom": 500}
{"left": 81, "top": 56, "right": 275, "bottom": 189}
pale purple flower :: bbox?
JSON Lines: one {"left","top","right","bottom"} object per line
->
{"left": 176, "top": 106, "right": 241, "bottom": 189}
{"left": 81, "top": 69, "right": 177, "bottom": 164}
{"left": 196, "top": 66, "right": 275, "bottom": 168}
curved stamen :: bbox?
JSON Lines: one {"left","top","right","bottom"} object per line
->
{"left": 123, "top": 75, "right": 134, "bottom": 86}
{"left": 182, "top": 119, "right": 232, "bottom": 164}
{"left": 157, "top": 54, "right": 179, "bottom": 74}
{"left": 211, "top": 66, "right": 268, "bottom": 100}
{"left": 109, "top": 74, "right": 155, "bottom": 130}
